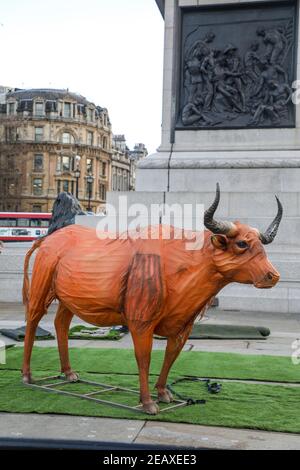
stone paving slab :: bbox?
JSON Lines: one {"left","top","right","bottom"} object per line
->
{"left": 135, "top": 421, "right": 300, "bottom": 450}
{"left": 1, "top": 413, "right": 299, "bottom": 450}
{"left": 0, "top": 413, "right": 144, "bottom": 444}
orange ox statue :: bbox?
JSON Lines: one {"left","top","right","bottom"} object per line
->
{"left": 22, "top": 185, "right": 282, "bottom": 414}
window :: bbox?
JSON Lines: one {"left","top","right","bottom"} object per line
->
{"left": 62, "top": 156, "right": 72, "bottom": 172}
{"left": 123, "top": 172, "right": 129, "bottom": 191}
{"left": 17, "top": 219, "right": 30, "bottom": 227}
{"left": 0, "top": 219, "right": 17, "bottom": 227}
{"left": 117, "top": 170, "right": 122, "bottom": 191}
{"left": 34, "top": 154, "right": 43, "bottom": 171}
{"left": 62, "top": 132, "right": 74, "bottom": 144}
{"left": 88, "top": 108, "right": 94, "bottom": 122}
{"left": 63, "top": 180, "right": 69, "bottom": 192}
{"left": 34, "top": 101, "right": 44, "bottom": 116}
{"left": 35, "top": 127, "right": 43, "bottom": 142}
{"left": 5, "top": 127, "right": 17, "bottom": 143}
{"left": 8, "top": 180, "right": 15, "bottom": 195}
{"left": 57, "top": 180, "right": 74, "bottom": 193}
{"left": 99, "top": 183, "right": 106, "bottom": 201}
{"left": 8, "top": 103, "right": 15, "bottom": 115}
{"left": 102, "top": 136, "right": 107, "bottom": 149}
{"left": 86, "top": 158, "right": 93, "bottom": 173}
{"left": 102, "top": 162, "right": 107, "bottom": 177}
{"left": 33, "top": 178, "right": 43, "bottom": 196}
{"left": 64, "top": 102, "right": 72, "bottom": 118}
{"left": 86, "top": 179, "right": 93, "bottom": 198}
{"left": 56, "top": 157, "right": 61, "bottom": 172}
{"left": 32, "top": 205, "right": 42, "bottom": 213}
{"left": 112, "top": 168, "right": 117, "bottom": 191}
{"left": 30, "top": 219, "right": 49, "bottom": 227}
{"left": 87, "top": 131, "right": 94, "bottom": 146}
{"left": 7, "top": 155, "right": 14, "bottom": 170}
{"left": 56, "top": 156, "right": 74, "bottom": 172}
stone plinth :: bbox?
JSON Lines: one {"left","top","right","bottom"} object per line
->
{"left": 132, "top": 0, "right": 300, "bottom": 314}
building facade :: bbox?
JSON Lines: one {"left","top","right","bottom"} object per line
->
{"left": 112, "top": 136, "right": 148, "bottom": 192}
{"left": 0, "top": 88, "right": 112, "bottom": 213}
{"left": 112, "top": 135, "right": 132, "bottom": 192}
{"left": 129, "top": 143, "right": 148, "bottom": 190}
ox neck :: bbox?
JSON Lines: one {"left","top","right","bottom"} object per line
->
{"left": 164, "top": 233, "right": 229, "bottom": 318}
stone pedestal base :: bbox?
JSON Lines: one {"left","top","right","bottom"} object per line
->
{"left": 107, "top": 149, "right": 300, "bottom": 314}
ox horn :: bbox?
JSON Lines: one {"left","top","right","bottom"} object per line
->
{"left": 259, "top": 196, "right": 283, "bottom": 245}
{"left": 204, "top": 183, "right": 237, "bottom": 237}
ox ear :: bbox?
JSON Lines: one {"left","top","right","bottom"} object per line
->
{"left": 211, "top": 234, "right": 228, "bottom": 251}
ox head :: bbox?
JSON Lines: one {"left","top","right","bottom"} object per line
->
{"left": 204, "top": 184, "right": 282, "bottom": 289}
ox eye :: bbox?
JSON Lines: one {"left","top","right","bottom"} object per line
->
{"left": 236, "top": 241, "right": 248, "bottom": 249}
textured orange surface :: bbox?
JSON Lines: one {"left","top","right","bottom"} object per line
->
{"left": 24, "top": 223, "right": 278, "bottom": 334}
{"left": 22, "top": 222, "right": 280, "bottom": 413}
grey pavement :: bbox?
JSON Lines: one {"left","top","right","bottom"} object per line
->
{"left": 0, "top": 413, "right": 299, "bottom": 450}
{"left": 0, "top": 301, "right": 300, "bottom": 449}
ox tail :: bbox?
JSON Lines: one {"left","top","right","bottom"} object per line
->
{"left": 22, "top": 238, "right": 45, "bottom": 319}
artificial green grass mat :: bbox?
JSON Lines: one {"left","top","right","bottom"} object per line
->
{"left": 1, "top": 347, "right": 299, "bottom": 383}
{"left": 68, "top": 325, "right": 123, "bottom": 341}
{"left": 0, "top": 348, "right": 299, "bottom": 433}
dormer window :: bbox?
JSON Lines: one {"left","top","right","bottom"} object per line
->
{"left": 34, "top": 101, "right": 44, "bottom": 116}
{"left": 88, "top": 108, "right": 94, "bottom": 122}
{"left": 64, "top": 102, "right": 72, "bottom": 118}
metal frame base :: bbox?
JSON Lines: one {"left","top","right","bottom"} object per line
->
{"left": 24, "top": 375, "right": 188, "bottom": 414}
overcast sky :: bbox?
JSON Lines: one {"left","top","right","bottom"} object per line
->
{"left": 0, "top": 0, "right": 164, "bottom": 154}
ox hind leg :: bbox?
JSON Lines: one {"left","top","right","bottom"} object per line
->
{"left": 54, "top": 303, "right": 78, "bottom": 382}
{"left": 22, "top": 309, "right": 46, "bottom": 384}
{"left": 155, "top": 325, "right": 193, "bottom": 403}
{"left": 56, "top": 308, "right": 127, "bottom": 382}
{"left": 22, "top": 251, "right": 57, "bottom": 384}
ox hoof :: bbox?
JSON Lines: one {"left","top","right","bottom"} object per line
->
{"left": 142, "top": 401, "right": 160, "bottom": 415}
{"left": 64, "top": 371, "right": 79, "bottom": 382}
{"left": 158, "top": 389, "right": 174, "bottom": 404}
{"left": 22, "top": 373, "right": 34, "bottom": 384}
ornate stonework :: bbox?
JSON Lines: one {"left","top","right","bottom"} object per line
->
{"left": 177, "top": 1, "right": 297, "bottom": 130}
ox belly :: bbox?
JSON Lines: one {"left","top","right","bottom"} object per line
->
{"left": 54, "top": 238, "right": 133, "bottom": 320}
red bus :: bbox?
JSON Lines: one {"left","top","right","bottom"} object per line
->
{"left": 0, "top": 213, "right": 51, "bottom": 241}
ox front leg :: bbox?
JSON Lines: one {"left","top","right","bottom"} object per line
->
{"left": 129, "top": 324, "right": 159, "bottom": 415}
{"left": 155, "top": 326, "right": 193, "bottom": 403}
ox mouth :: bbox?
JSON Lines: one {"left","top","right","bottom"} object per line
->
{"left": 255, "top": 284, "right": 274, "bottom": 289}
{"left": 254, "top": 279, "right": 280, "bottom": 289}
